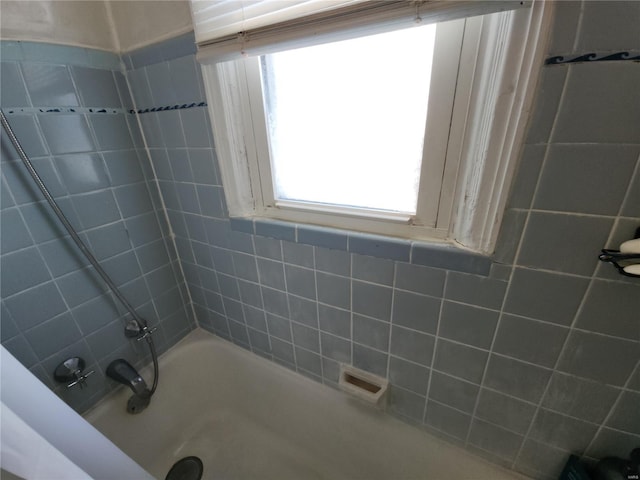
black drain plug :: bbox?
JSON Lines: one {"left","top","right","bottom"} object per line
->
{"left": 165, "top": 456, "right": 203, "bottom": 480}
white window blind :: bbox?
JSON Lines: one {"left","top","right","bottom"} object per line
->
{"left": 191, "top": 0, "right": 528, "bottom": 64}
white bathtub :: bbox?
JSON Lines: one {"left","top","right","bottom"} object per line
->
{"left": 85, "top": 329, "right": 527, "bottom": 480}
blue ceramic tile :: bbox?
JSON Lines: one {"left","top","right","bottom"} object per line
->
{"left": 389, "top": 325, "right": 435, "bottom": 366}
{"left": 288, "top": 295, "right": 318, "bottom": 328}
{"left": 102, "top": 150, "right": 144, "bottom": 186}
{"left": 468, "top": 419, "right": 524, "bottom": 463}
{"left": 504, "top": 268, "right": 589, "bottom": 326}
{"left": 125, "top": 212, "right": 162, "bottom": 247}
{"left": 484, "top": 354, "right": 552, "bottom": 402}
{"left": 0, "top": 208, "right": 33, "bottom": 253}
{"left": 19, "top": 201, "right": 68, "bottom": 243}
{"left": 1, "top": 176, "right": 15, "bottom": 210}
{"left": 39, "top": 114, "right": 94, "bottom": 154}
{"left": 529, "top": 408, "right": 599, "bottom": 453}
{"left": 146, "top": 62, "right": 177, "bottom": 105}
{"left": 493, "top": 314, "right": 568, "bottom": 368}
{"left": 189, "top": 149, "right": 219, "bottom": 186}
{"left": 438, "top": 301, "right": 499, "bottom": 350}
{"left": 433, "top": 339, "right": 488, "bottom": 384}
{"left": 296, "top": 347, "right": 322, "bottom": 375}
{"left": 352, "top": 281, "right": 392, "bottom": 321}
{"left": 180, "top": 108, "right": 211, "bottom": 148}
{"left": 557, "top": 330, "right": 637, "bottom": 386}
{"left": 38, "top": 237, "right": 87, "bottom": 276}
{"left": 175, "top": 183, "right": 200, "bottom": 214}
{"left": 72, "top": 190, "right": 120, "bottom": 229}
{"left": 282, "top": 241, "right": 314, "bottom": 268}
{"left": 389, "top": 386, "right": 426, "bottom": 422}
{"left": 444, "top": 272, "right": 507, "bottom": 311}
{"left": 475, "top": 388, "right": 537, "bottom": 435}
{"left": 128, "top": 43, "right": 164, "bottom": 70}
{"left": 71, "top": 66, "right": 121, "bottom": 108}
{"left": 21, "top": 63, "right": 79, "bottom": 106}
{"left": 395, "top": 262, "right": 446, "bottom": 297}
{"left": 316, "top": 272, "right": 350, "bottom": 310}
{"left": 315, "top": 247, "right": 350, "bottom": 276}
{"left": 291, "top": 322, "right": 320, "bottom": 353}
{"left": 72, "top": 295, "right": 120, "bottom": 335}
{"left": 255, "top": 218, "right": 296, "bottom": 242}
{"left": 266, "top": 313, "right": 292, "bottom": 342}
{"left": 1, "top": 62, "right": 30, "bottom": 107}
{"left": 389, "top": 356, "right": 430, "bottom": 395}
{"left": 318, "top": 304, "right": 350, "bottom": 339}
{"left": 254, "top": 236, "right": 282, "bottom": 260}
{"left": 353, "top": 343, "right": 388, "bottom": 377}
{"left": 243, "top": 304, "right": 267, "bottom": 332}
{"left": 57, "top": 268, "right": 105, "bottom": 308}
{"left": 21, "top": 42, "right": 89, "bottom": 66}
{"left": 238, "top": 279, "right": 262, "bottom": 308}
{"left": 211, "top": 248, "right": 234, "bottom": 276}
{"left": 285, "top": 265, "right": 316, "bottom": 300}
{"left": 27, "top": 157, "right": 67, "bottom": 197}
{"left": 1, "top": 246, "right": 51, "bottom": 297}
{"left": 3, "top": 335, "right": 38, "bottom": 368}
{"left": 424, "top": 400, "right": 471, "bottom": 441}
{"left": 113, "top": 183, "right": 154, "bottom": 218}
{"left": 517, "top": 212, "right": 612, "bottom": 276}
{"left": 24, "top": 311, "right": 82, "bottom": 360}
{"left": 391, "top": 290, "right": 440, "bottom": 334}
{"left": 55, "top": 153, "right": 110, "bottom": 194}
{"left": 125, "top": 68, "right": 153, "bottom": 109}
{"left": 298, "top": 225, "right": 347, "bottom": 251}
{"left": 248, "top": 327, "right": 270, "bottom": 352}
{"left": 270, "top": 337, "right": 295, "bottom": 364}
{"left": 320, "top": 332, "right": 350, "bottom": 363}
{"left": 162, "top": 32, "right": 197, "bottom": 62}
{"left": 429, "top": 372, "right": 479, "bottom": 414}
{"left": 352, "top": 254, "right": 394, "bottom": 285}
{"left": 230, "top": 217, "right": 254, "bottom": 234}
{"left": 91, "top": 114, "right": 134, "bottom": 150}
{"left": 2, "top": 115, "right": 49, "bottom": 158}
{"left": 86, "top": 223, "right": 132, "bottom": 259}
{"left": 86, "top": 49, "right": 121, "bottom": 70}
{"left": 411, "top": 242, "right": 491, "bottom": 276}
{"left": 1, "top": 41, "right": 24, "bottom": 61}
{"left": 353, "top": 314, "right": 389, "bottom": 351}
{"left": 262, "top": 286, "right": 289, "bottom": 317}
{"left": 349, "top": 232, "right": 410, "bottom": 262}
{"left": 4, "top": 281, "right": 67, "bottom": 330}
{"left": 257, "top": 258, "right": 286, "bottom": 291}
{"left": 184, "top": 214, "right": 208, "bottom": 243}
{"left": 197, "top": 185, "right": 226, "bottom": 218}
{"left": 157, "top": 110, "right": 186, "bottom": 148}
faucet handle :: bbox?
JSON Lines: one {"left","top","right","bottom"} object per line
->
{"left": 54, "top": 357, "right": 94, "bottom": 389}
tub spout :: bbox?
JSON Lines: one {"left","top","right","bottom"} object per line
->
{"left": 107, "top": 359, "right": 149, "bottom": 396}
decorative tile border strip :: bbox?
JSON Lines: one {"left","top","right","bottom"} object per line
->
{"left": 130, "top": 102, "right": 207, "bottom": 114}
{"left": 545, "top": 51, "right": 640, "bottom": 65}
{"left": 3, "top": 104, "right": 207, "bottom": 115}
{"left": 3, "top": 107, "right": 125, "bottom": 115}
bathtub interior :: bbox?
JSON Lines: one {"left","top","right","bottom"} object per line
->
{"left": 85, "top": 329, "right": 528, "bottom": 480}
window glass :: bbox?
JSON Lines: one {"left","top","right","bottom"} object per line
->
{"left": 261, "top": 24, "right": 437, "bottom": 214}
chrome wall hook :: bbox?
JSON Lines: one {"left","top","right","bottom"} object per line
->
{"left": 598, "top": 227, "right": 640, "bottom": 278}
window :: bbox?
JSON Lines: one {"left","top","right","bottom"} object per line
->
{"left": 194, "top": 1, "right": 552, "bottom": 254}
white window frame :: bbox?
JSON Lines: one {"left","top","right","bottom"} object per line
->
{"left": 199, "top": 1, "right": 553, "bottom": 254}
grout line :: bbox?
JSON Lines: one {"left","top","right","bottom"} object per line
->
{"left": 422, "top": 271, "right": 448, "bottom": 426}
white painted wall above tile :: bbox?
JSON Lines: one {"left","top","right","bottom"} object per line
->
{"left": 107, "top": 0, "right": 193, "bottom": 53}
{"left": 0, "top": 1, "right": 116, "bottom": 51}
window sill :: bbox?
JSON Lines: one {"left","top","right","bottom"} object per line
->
{"left": 229, "top": 217, "right": 493, "bottom": 276}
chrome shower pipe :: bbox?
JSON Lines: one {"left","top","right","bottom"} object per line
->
{"left": 1, "top": 109, "right": 159, "bottom": 395}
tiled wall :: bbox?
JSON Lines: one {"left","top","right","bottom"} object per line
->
{"left": 0, "top": 41, "right": 195, "bottom": 412}
{"left": 1, "top": 1, "right": 638, "bottom": 478}
{"left": 126, "top": 3, "right": 639, "bottom": 479}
